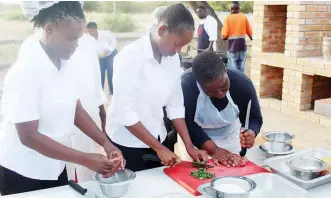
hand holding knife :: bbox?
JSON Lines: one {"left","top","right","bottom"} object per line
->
{"left": 240, "top": 100, "right": 252, "bottom": 157}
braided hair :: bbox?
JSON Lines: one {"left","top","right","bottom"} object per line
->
{"left": 192, "top": 51, "right": 226, "bottom": 85}
{"left": 31, "top": 1, "right": 85, "bottom": 28}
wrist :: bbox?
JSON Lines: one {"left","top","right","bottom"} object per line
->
{"left": 201, "top": 140, "right": 217, "bottom": 155}
{"left": 153, "top": 144, "right": 167, "bottom": 153}
{"left": 77, "top": 152, "right": 89, "bottom": 166}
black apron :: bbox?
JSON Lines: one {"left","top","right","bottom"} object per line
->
{"left": 197, "top": 21, "right": 212, "bottom": 54}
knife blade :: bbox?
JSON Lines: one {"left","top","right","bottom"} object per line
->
{"left": 240, "top": 99, "right": 252, "bottom": 157}
{"left": 69, "top": 180, "right": 100, "bottom": 198}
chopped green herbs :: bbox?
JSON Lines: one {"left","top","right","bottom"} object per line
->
{"left": 190, "top": 168, "right": 215, "bottom": 180}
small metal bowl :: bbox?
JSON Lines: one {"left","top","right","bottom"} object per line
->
{"left": 93, "top": 169, "right": 136, "bottom": 198}
{"left": 286, "top": 156, "right": 327, "bottom": 181}
{"left": 211, "top": 176, "right": 256, "bottom": 198}
{"left": 259, "top": 142, "right": 295, "bottom": 158}
{"left": 263, "top": 131, "right": 295, "bottom": 144}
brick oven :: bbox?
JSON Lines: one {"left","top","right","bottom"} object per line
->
{"left": 251, "top": 1, "right": 331, "bottom": 127}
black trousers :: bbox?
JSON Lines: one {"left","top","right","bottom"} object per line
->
{"left": 0, "top": 166, "right": 68, "bottom": 196}
{"left": 112, "top": 136, "right": 175, "bottom": 172}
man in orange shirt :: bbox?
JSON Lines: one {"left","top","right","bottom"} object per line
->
{"left": 221, "top": 1, "right": 252, "bottom": 73}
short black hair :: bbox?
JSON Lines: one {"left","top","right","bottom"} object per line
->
{"left": 158, "top": 3, "right": 195, "bottom": 34}
{"left": 87, "top": 22, "right": 98, "bottom": 29}
{"left": 31, "top": 1, "right": 85, "bottom": 28}
{"left": 192, "top": 51, "right": 226, "bottom": 85}
{"left": 232, "top": 1, "right": 240, "bottom": 8}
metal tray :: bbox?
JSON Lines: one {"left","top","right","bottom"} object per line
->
{"left": 264, "top": 148, "right": 331, "bottom": 190}
{"left": 198, "top": 173, "right": 308, "bottom": 198}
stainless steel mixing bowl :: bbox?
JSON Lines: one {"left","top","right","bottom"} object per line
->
{"left": 94, "top": 169, "right": 136, "bottom": 198}
{"left": 211, "top": 176, "right": 256, "bottom": 198}
{"left": 259, "top": 142, "right": 295, "bottom": 158}
{"left": 286, "top": 156, "right": 327, "bottom": 181}
{"left": 263, "top": 131, "right": 294, "bottom": 144}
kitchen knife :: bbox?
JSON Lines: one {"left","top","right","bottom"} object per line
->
{"left": 143, "top": 154, "right": 214, "bottom": 168}
{"left": 68, "top": 180, "right": 100, "bottom": 198}
{"left": 240, "top": 99, "right": 252, "bottom": 157}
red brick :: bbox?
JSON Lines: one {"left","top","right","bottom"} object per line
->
{"left": 309, "top": 38, "right": 322, "bottom": 44}
{"left": 311, "top": 25, "right": 323, "bottom": 31}
{"left": 324, "top": 25, "right": 331, "bottom": 30}
{"left": 319, "top": 5, "right": 330, "bottom": 11}
{"left": 319, "top": 19, "right": 330, "bottom": 25}
{"left": 306, "top": 5, "right": 319, "bottom": 11}
{"left": 306, "top": 19, "right": 318, "bottom": 24}
{"left": 299, "top": 12, "right": 313, "bottom": 18}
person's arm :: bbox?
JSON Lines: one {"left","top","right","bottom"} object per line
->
{"left": 181, "top": 77, "right": 212, "bottom": 150}
{"left": 204, "top": 16, "right": 218, "bottom": 50}
{"left": 221, "top": 16, "right": 230, "bottom": 40}
{"left": 246, "top": 16, "right": 253, "bottom": 40}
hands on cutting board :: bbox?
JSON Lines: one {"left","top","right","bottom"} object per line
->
{"left": 186, "top": 145, "right": 209, "bottom": 163}
{"left": 156, "top": 146, "right": 182, "bottom": 166}
{"left": 210, "top": 147, "right": 247, "bottom": 168}
{"left": 240, "top": 128, "right": 256, "bottom": 149}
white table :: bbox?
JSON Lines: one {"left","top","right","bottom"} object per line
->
{"left": 3, "top": 148, "right": 331, "bottom": 198}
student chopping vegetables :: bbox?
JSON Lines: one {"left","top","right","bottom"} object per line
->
{"left": 0, "top": 2, "right": 124, "bottom": 195}
{"left": 181, "top": 51, "right": 263, "bottom": 167}
{"left": 107, "top": 3, "right": 208, "bottom": 172}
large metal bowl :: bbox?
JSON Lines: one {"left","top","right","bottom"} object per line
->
{"left": 93, "top": 169, "right": 136, "bottom": 198}
{"left": 263, "top": 131, "right": 294, "bottom": 144}
{"left": 286, "top": 156, "right": 327, "bottom": 181}
{"left": 211, "top": 176, "right": 256, "bottom": 198}
{"left": 259, "top": 142, "right": 295, "bottom": 158}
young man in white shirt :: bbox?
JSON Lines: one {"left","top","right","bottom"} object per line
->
{"left": 86, "top": 22, "right": 117, "bottom": 95}
{"left": 0, "top": 2, "right": 124, "bottom": 195}
{"left": 107, "top": 3, "right": 208, "bottom": 172}
{"left": 196, "top": 6, "right": 218, "bottom": 53}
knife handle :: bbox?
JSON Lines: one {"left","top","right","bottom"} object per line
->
{"left": 69, "top": 180, "right": 87, "bottom": 195}
{"left": 240, "top": 129, "right": 249, "bottom": 157}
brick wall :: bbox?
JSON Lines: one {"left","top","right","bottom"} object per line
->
{"left": 262, "top": 5, "right": 287, "bottom": 53}
{"left": 285, "top": 2, "right": 331, "bottom": 58}
{"left": 260, "top": 65, "right": 284, "bottom": 99}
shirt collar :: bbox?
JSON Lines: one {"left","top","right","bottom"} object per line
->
{"left": 141, "top": 32, "right": 155, "bottom": 60}
{"left": 141, "top": 32, "right": 176, "bottom": 61}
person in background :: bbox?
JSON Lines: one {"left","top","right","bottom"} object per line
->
{"left": 0, "top": 2, "right": 124, "bottom": 195}
{"left": 107, "top": 3, "right": 208, "bottom": 172}
{"left": 66, "top": 32, "right": 107, "bottom": 182}
{"left": 221, "top": 1, "right": 252, "bottom": 73}
{"left": 86, "top": 22, "right": 117, "bottom": 95}
{"left": 181, "top": 51, "right": 263, "bottom": 167}
{"left": 196, "top": 5, "right": 218, "bottom": 53}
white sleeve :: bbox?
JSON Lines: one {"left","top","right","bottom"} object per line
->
{"left": 110, "top": 50, "right": 140, "bottom": 126}
{"left": 165, "top": 57, "right": 185, "bottom": 120}
{"left": 166, "top": 79, "right": 185, "bottom": 120}
{"left": 205, "top": 16, "right": 218, "bottom": 41}
{"left": 2, "top": 66, "right": 39, "bottom": 123}
{"left": 108, "top": 31, "right": 117, "bottom": 51}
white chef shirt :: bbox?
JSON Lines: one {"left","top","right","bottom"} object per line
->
{"left": 106, "top": 33, "right": 185, "bottom": 148}
{"left": 199, "top": 15, "right": 218, "bottom": 50}
{"left": 95, "top": 30, "right": 117, "bottom": 57}
{"left": 0, "top": 33, "right": 79, "bottom": 180}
